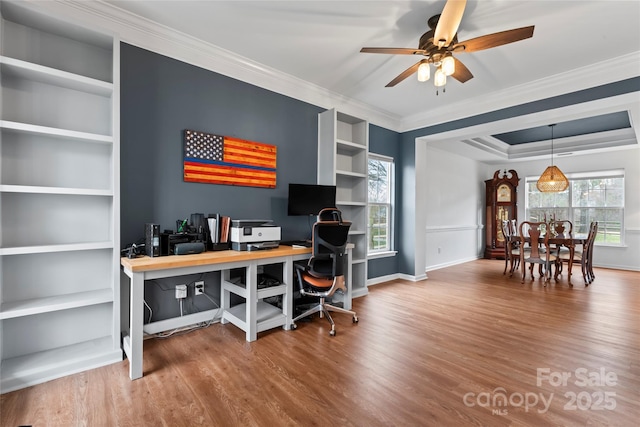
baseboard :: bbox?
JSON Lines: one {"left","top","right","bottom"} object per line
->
{"left": 367, "top": 273, "right": 401, "bottom": 286}
{"left": 425, "top": 256, "right": 482, "bottom": 272}
{"left": 592, "top": 263, "right": 640, "bottom": 272}
{"left": 367, "top": 272, "right": 427, "bottom": 285}
{"left": 352, "top": 287, "right": 369, "bottom": 298}
{"left": 365, "top": 257, "right": 637, "bottom": 286}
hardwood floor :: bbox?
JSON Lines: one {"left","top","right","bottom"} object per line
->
{"left": 2, "top": 260, "right": 639, "bottom": 426}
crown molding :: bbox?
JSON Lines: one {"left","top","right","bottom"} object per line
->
{"left": 401, "top": 53, "right": 640, "bottom": 132}
{"left": 15, "top": 1, "right": 640, "bottom": 136}
{"left": 26, "top": 0, "right": 403, "bottom": 131}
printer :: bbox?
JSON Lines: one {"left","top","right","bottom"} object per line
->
{"left": 230, "top": 220, "right": 281, "bottom": 251}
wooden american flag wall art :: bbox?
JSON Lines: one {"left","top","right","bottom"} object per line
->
{"left": 183, "top": 130, "right": 277, "bottom": 188}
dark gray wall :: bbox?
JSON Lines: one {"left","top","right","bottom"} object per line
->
{"left": 121, "top": 43, "right": 325, "bottom": 320}
{"left": 121, "top": 43, "right": 324, "bottom": 248}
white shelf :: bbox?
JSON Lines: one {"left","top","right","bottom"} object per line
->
{"left": 0, "top": 184, "right": 113, "bottom": 196}
{"left": 0, "top": 289, "right": 112, "bottom": 319}
{"left": 336, "top": 139, "right": 367, "bottom": 151}
{"left": 225, "top": 301, "right": 286, "bottom": 333}
{"left": 0, "top": 336, "right": 121, "bottom": 394}
{"left": 336, "top": 169, "right": 367, "bottom": 178}
{"left": 258, "top": 284, "right": 287, "bottom": 299}
{"left": 0, "top": 120, "right": 113, "bottom": 143}
{"left": 337, "top": 200, "right": 367, "bottom": 206}
{"left": 318, "top": 108, "right": 369, "bottom": 297}
{"left": 222, "top": 281, "right": 287, "bottom": 300}
{"left": 0, "top": 241, "right": 113, "bottom": 256}
{"left": 0, "top": 56, "right": 113, "bottom": 96}
{"left": 0, "top": 1, "right": 120, "bottom": 393}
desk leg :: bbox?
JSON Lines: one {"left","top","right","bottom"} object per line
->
{"left": 282, "top": 258, "right": 292, "bottom": 330}
{"left": 246, "top": 262, "right": 257, "bottom": 341}
{"left": 127, "top": 272, "right": 144, "bottom": 380}
{"left": 220, "top": 270, "right": 230, "bottom": 325}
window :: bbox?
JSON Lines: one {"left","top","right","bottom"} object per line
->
{"left": 525, "top": 170, "right": 625, "bottom": 245}
{"left": 368, "top": 154, "right": 394, "bottom": 254}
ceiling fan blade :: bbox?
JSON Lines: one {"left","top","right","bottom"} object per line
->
{"left": 451, "top": 57, "right": 473, "bottom": 83}
{"left": 360, "top": 47, "right": 426, "bottom": 55}
{"left": 453, "top": 26, "right": 535, "bottom": 53}
{"left": 385, "top": 60, "right": 424, "bottom": 87}
{"left": 433, "top": 0, "right": 467, "bottom": 47}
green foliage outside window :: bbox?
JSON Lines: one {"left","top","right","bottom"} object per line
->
{"left": 368, "top": 157, "right": 392, "bottom": 252}
{"left": 526, "top": 176, "right": 624, "bottom": 244}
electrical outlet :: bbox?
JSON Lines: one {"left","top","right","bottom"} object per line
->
{"left": 195, "top": 281, "right": 204, "bottom": 295}
{"left": 175, "top": 284, "right": 187, "bottom": 299}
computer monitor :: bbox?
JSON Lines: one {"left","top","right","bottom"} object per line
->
{"left": 287, "top": 183, "right": 336, "bottom": 216}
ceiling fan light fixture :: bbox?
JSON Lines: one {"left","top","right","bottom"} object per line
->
{"left": 442, "top": 55, "right": 455, "bottom": 76}
{"left": 536, "top": 124, "right": 569, "bottom": 192}
{"left": 417, "top": 62, "right": 430, "bottom": 82}
{"left": 360, "top": 0, "right": 535, "bottom": 89}
{"left": 434, "top": 67, "right": 447, "bottom": 87}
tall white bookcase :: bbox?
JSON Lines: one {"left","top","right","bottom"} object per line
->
{"left": 0, "top": 1, "right": 121, "bottom": 393}
{"left": 318, "top": 109, "right": 369, "bottom": 298}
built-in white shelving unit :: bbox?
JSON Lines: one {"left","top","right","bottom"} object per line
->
{"left": 318, "top": 109, "right": 369, "bottom": 298}
{"left": 0, "top": 1, "right": 121, "bottom": 393}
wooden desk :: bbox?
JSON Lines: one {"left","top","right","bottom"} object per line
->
{"left": 121, "top": 246, "right": 312, "bottom": 380}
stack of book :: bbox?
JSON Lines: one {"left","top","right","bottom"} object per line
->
{"left": 207, "top": 213, "right": 231, "bottom": 250}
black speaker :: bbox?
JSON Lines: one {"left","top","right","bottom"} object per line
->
{"left": 174, "top": 242, "right": 205, "bottom": 255}
{"left": 145, "top": 223, "right": 160, "bottom": 257}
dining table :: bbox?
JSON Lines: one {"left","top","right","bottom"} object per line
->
{"left": 508, "top": 233, "right": 589, "bottom": 283}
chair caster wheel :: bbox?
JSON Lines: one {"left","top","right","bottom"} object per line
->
{"left": 329, "top": 330, "right": 336, "bottom": 336}
{"left": 291, "top": 323, "right": 297, "bottom": 330}
{"left": 353, "top": 316, "right": 358, "bottom": 323}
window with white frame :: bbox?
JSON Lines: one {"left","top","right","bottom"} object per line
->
{"left": 368, "top": 154, "right": 394, "bottom": 253}
{"left": 525, "top": 170, "right": 625, "bottom": 245}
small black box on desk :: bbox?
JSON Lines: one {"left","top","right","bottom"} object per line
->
{"left": 161, "top": 232, "right": 203, "bottom": 256}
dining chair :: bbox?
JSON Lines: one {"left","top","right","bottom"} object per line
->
{"left": 557, "top": 221, "right": 598, "bottom": 284}
{"left": 502, "top": 219, "right": 523, "bottom": 276}
{"left": 519, "top": 221, "right": 557, "bottom": 284}
{"left": 552, "top": 219, "right": 573, "bottom": 238}
{"left": 585, "top": 222, "right": 598, "bottom": 283}
{"left": 551, "top": 219, "right": 573, "bottom": 270}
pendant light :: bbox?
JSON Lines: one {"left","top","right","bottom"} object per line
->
{"left": 536, "top": 124, "right": 569, "bottom": 192}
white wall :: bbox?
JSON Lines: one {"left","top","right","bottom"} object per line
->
{"left": 423, "top": 145, "right": 485, "bottom": 271}
{"left": 420, "top": 143, "right": 640, "bottom": 272}
{"left": 493, "top": 147, "right": 640, "bottom": 271}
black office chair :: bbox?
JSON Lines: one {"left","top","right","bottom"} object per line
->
{"left": 291, "top": 208, "right": 358, "bottom": 336}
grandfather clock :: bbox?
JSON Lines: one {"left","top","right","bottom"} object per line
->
{"left": 484, "top": 169, "right": 519, "bottom": 259}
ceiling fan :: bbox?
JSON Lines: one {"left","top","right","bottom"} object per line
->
{"left": 360, "top": 0, "right": 534, "bottom": 88}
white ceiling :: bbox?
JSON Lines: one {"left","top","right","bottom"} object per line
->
{"left": 59, "top": 1, "right": 640, "bottom": 161}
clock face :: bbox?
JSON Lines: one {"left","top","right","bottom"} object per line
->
{"left": 497, "top": 184, "right": 511, "bottom": 202}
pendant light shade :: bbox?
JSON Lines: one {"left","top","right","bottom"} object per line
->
{"left": 536, "top": 124, "right": 569, "bottom": 192}
{"left": 536, "top": 166, "right": 569, "bottom": 192}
